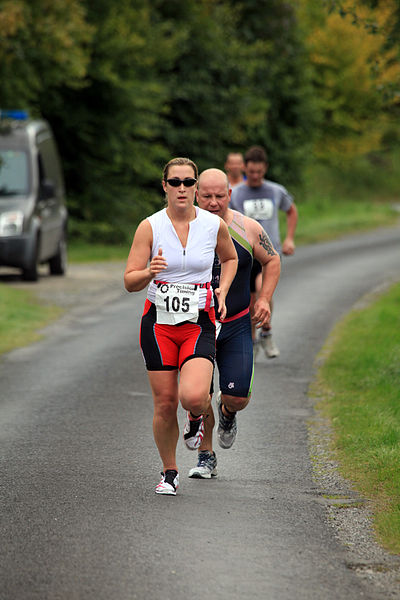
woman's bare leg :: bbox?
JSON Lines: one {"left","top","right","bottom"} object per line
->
{"left": 179, "top": 358, "right": 213, "bottom": 416}
{"left": 148, "top": 370, "right": 179, "bottom": 471}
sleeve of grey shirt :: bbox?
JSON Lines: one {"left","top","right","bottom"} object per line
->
{"left": 280, "top": 186, "right": 294, "bottom": 212}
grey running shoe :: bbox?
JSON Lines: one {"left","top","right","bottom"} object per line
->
{"left": 260, "top": 331, "right": 280, "bottom": 358}
{"left": 183, "top": 412, "right": 204, "bottom": 450}
{"left": 188, "top": 451, "right": 218, "bottom": 479}
{"left": 217, "top": 393, "right": 237, "bottom": 449}
{"left": 155, "top": 470, "right": 179, "bottom": 495}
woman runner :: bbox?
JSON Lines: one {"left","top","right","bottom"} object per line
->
{"left": 124, "top": 157, "right": 237, "bottom": 495}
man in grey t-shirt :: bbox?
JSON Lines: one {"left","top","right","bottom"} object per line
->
{"left": 230, "top": 145, "right": 298, "bottom": 358}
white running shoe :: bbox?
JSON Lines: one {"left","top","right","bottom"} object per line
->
{"left": 155, "top": 470, "right": 179, "bottom": 495}
{"left": 260, "top": 332, "right": 280, "bottom": 358}
{"left": 217, "top": 393, "right": 237, "bottom": 449}
{"left": 188, "top": 451, "right": 218, "bottom": 479}
{"left": 183, "top": 412, "right": 204, "bottom": 450}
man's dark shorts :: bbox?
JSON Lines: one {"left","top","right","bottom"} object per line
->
{"left": 213, "top": 311, "right": 253, "bottom": 398}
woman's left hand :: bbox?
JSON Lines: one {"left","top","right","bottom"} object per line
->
{"left": 214, "top": 288, "right": 227, "bottom": 321}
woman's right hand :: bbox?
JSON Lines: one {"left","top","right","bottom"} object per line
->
{"left": 149, "top": 247, "right": 168, "bottom": 279}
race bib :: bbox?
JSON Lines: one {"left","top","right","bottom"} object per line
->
{"left": 243, "top": 198, "right": 274, "bottom": 220}
{"left": 155, "top": 283, "right": 199, "bottom": 325}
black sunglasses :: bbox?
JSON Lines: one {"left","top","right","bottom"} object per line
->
{"left": 166, "top": 177, "right": 197, "bottom": 188}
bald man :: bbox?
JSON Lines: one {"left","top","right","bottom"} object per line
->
{"left": 189, "top": 168, "right": 281, "bottom": 478}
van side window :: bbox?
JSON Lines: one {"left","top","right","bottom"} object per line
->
{"left": 36, "top": 134, "right": 64, "bottom": 193}
{"left": 38, "top": 152, "right": 45, "bottom": 185}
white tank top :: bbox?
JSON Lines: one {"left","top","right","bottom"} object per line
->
{"left": 146, "top": 206, "right": 220, "bottom": 308}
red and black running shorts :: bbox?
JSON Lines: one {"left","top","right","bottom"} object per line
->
{"left": 140, "top": 300, "right": 216, "bottom": 371}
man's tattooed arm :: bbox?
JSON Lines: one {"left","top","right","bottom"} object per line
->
{"left": 258, "top": 230, "right": 277, "bottom": 256}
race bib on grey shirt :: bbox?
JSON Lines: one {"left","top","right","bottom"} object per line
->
{"left": 243, "top": 198, "right": 274, "bottom": 221}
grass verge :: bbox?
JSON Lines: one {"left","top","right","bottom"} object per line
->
{"left": 293, "top": 199, "right": 397, "bottom": 245}
{"left": 311, "top": 281, "right": 400, "bottom": 553}
{"left": 289, "top": 151, "right": 400, "bottom": 245}
{"left": 0, "top": 284, "right": 62, "bottom": 355}
{"left": 68, "top": 241, "right": 129, "bottom": 263}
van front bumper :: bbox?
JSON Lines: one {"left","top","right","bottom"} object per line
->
{"left": 0, "top": 235, "right": 32, "bottom": 269}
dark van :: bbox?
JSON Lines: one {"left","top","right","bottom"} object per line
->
{"left": 0, "top": 110, "right": 67, "bottom": 281}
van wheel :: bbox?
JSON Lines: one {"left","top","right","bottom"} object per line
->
{"left": 22, "top": 239, "right": 39, "bottom": 282}
{"left": 49, "top": 233, "right": 67, "bottom": 275}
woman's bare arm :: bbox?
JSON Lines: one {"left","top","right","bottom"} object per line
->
{"left": 124, "top": 220, "right": 167, "bottom": 292}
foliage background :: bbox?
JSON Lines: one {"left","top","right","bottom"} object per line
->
{"left": 0, "top": 0, "right": 399, "bottom": 243}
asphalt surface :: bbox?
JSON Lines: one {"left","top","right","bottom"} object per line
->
{"left": 0, "top": 226, "right": 399, "bottom": 600}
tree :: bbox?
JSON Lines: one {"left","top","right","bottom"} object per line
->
{"left": 153, "top": 0, "right": 318, "bottom": 186}
{"left": 227, "top": 0, "right": 319, "bottom": 184}
{"left": 0, "top": 0, "right": 92, "bottom": 108}
{"left": 153, "top": 0, "right": 257, "bottom": 172}
{"left": 44, "top": 0, "right": 183, "bottom": 242}
{"left": 299, "top": 0, "right": 400, "bottom": 163}
{"left": 0, "top": 0, "right": 327, "bottom": 241}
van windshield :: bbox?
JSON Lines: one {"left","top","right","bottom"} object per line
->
{"left": 0, "top": 150, "right": 29, "bottom": 197}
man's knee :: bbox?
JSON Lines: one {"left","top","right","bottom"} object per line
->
{"left": 222, "top": 394, "right": 250, "bottom": 413}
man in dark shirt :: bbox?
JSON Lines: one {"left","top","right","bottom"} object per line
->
{"left": 188, "top": 168, "right": 280, "bottom": 479}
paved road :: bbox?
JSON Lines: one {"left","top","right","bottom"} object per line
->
{"left": 0, "top": 227, "right": 399, "bottom": 600}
